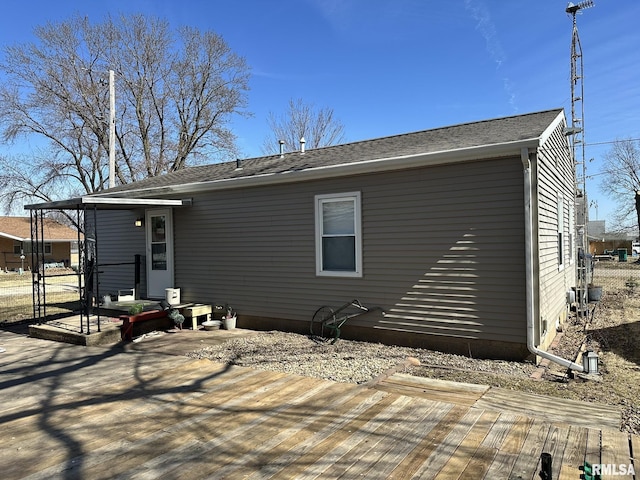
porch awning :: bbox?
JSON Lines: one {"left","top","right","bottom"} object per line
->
{"left": 24, "top": 196, "right": 191, "bottom": 211}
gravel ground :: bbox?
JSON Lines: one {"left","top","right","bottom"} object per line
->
{"left": 187, "top": 331, "right": 537, "bottom": 384}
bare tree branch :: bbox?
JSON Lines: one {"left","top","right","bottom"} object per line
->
{"left": 0, "top": 13, "right": 250, "bottom": 209}
{"left": 599, "top": 138, "right": 640, "bottom": 234}
{"left": 262, "top": 98, "right": 345, "bottom": 155}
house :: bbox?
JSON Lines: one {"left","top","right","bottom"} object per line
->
{"left": 26, "top": 109, "right": 578, "bottom": 362}
{"left": 587, "top": 219, "right": 636, "bottom": 257}
{"left": 0, "top": 216, "right": 80, "bottom": 271}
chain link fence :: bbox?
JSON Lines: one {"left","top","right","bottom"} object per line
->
{"left": 592, "top": 255, "right": 640, "bottom": 296}
{"left": 0, "top": 269, "right": 80, "bottom": 324}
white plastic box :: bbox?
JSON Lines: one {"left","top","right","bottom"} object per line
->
{"left": 118, "top": 289, "right": 135, "bottom": 302}
{"left": 165, "top": 288, "right": 181, "bottom": 306}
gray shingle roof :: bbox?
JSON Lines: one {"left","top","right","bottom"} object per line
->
{"left": 101, "top": 108, "right": 563, "bottom": 196}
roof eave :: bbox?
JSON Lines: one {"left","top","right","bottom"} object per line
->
{"left": 25, "top": 196, "right": 191, "bottom": 211}
{"left": 96, "top": 137, "right": 541, "bottom": 199}
{"left": 0, "top": 232, "right": 25, "bottom": 241}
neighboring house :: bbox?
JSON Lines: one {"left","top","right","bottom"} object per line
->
{"left": 26, "top": 109, "right": 577, "bottom": 361}
{"left": 0, "top": 216, "right": 80, "bottom": 271}
{"left": 587, "top": 220, "right": 636, "bottom": 256}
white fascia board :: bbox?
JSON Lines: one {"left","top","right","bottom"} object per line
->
{"left": 0, "top": 232, "right": 76, "bottom": 242}
{"left": 101, "top": 137, "right": 541, "bottom": 198}
{"left": 83, "top": 197, "right": 185, "bottom": 206}
{"left": 25, "top": 196, "right": 187, "bottom": 210}
{"left": 539, "top": 110, "right": 568, "bottom": 146}
{"left": 0, "top": 232, "right": 24, "bottom": 241}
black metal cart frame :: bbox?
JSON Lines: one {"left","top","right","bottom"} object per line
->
{"left": 310, "top": 299, "right": 383, "bottom": 344}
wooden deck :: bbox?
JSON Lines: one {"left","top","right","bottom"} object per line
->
{"left": 0, "top": 326, "right": 636, "bottom": 479}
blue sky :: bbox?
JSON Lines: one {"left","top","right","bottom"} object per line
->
{"left": 0, "top": 0, "right": 639, "bottom": 225}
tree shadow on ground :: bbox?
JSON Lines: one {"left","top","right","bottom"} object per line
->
{"left": 587, "top": 318, "right": 640, "bottom": 367}
{"left": 0, "top": 327, "right": 239, "bottom": 480}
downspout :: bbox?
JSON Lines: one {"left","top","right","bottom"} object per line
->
{"left": 522, "top": 148, "right": 584, "bottom": 372}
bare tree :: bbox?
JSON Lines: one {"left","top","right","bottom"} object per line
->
{"left": 0, "top": 14, "right": 250, "bottom": 209}
{"left": 262, "top": 98, "right": 345, "bottom": 155}
{"left": 599, "top": 138, "right": 640, "bottom": 235}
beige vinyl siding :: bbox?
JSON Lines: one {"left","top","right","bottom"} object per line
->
{"left": 94, "top": 210, "right": 147, "bottom": 298}
{"left": 173, "top": 156, "right": 527, "bottom": 344}
{"left": 535, "top": 121, "right": 576, "bottom": 344}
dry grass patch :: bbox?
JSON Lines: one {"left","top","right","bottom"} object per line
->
{"left": 0, "top": 269, "right": 80, "bottom": 323}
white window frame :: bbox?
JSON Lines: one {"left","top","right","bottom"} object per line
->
{"left": 13, "top": 241, "right": 51, "bottom": 255}
{"left": 315, "top": 192, "right": 362, "bottom": 277}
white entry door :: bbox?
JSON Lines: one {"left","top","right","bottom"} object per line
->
{"left": 146, "top": 209, "right": 174, "bottom": 299}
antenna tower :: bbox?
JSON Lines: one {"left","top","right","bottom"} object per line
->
{"left": 566, "top": 0, "right": 593, "bottom": 316}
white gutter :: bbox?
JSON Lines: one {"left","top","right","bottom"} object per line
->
{"left": 521, "top": 147, "right": 584, "bottom": 372}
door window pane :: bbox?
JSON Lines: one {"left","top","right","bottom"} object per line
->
{"left": 151, "top": 214, "right": 167, "bottom": 270}
{"left": 151, "top": 243, "right": 167, "bottom": 270}
{"left": 152, "top": 216, "right": 166, "bottom": 243}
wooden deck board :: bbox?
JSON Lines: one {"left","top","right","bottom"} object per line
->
{"left": 242, "top": 387, "right": 386, "bottom": 479}
{"left": 101, "top": 376, "right": 333, "bottom": 480}
{"left": 195, "top": 384, "right": 374, "bottom": 480}
{"left": 386, "top": 403, "right": 466, "bottom": 480}
{"left": 585, "top": 428, "right": 602, "bottom": 473}
{"left": 507, "top": 418, "right": 554, "bottom": 479}
{"left": 305, "top": 395, "right": 432, "bottom": 479}
{"left": 459, "top": 413, "right": 521, "bottom": 480}
{"left": 410, "top": 407, "right": 485, "bottom": 478}
{"left": 5, "top": 364, "right": 288, "bottom": 479}
{"left": 374, "top": 373, "right": 488, "bottom": 407}
{"left": 3, "top": 365, "right": 266, "bottom": 454}
{"left": 601, "top": 430, "right": 633, "bottom": 478}
{"left": 473, "top": 386, "right": 622, "bottom": 431}
{"left": 434, "top": 410, "right": 500, "bottom": 479}
{"left": 557, "top": 426, "right": 589, "bottom": 480}
{"left": 355, "top": 402, "right": 454, "bottom": 480}
{"left": 0, "top": 329, "right": 637, "bottom": 480}
{"left": 260, "top": 391, "right": 400, "bottom": 480}
{"left": 538, "top": 424, "right": 571, "bottom": 480}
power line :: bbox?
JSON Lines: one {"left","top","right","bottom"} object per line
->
{"left": 584, "top": 138, "right": 640, "bottom": 147}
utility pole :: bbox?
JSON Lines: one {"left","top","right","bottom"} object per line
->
{"left": 108, "top": 69, "right": 115, "bottom": 188}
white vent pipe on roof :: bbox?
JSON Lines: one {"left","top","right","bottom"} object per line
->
{"left": 300, "top": 137, "right": 306, "bottom": 153}
{"left": 521, "top": 147, "right": 584, "bottom": 372}
{"left": 279, "top": 140, "right": 285, "bottom": 158}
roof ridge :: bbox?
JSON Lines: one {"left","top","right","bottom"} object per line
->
{"left": 235, "top": 108, "right": 564, "bottom": 162}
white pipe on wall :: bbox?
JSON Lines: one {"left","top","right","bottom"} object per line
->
{"left": 521, "top": 147, "right": 584, "bottom": 372}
